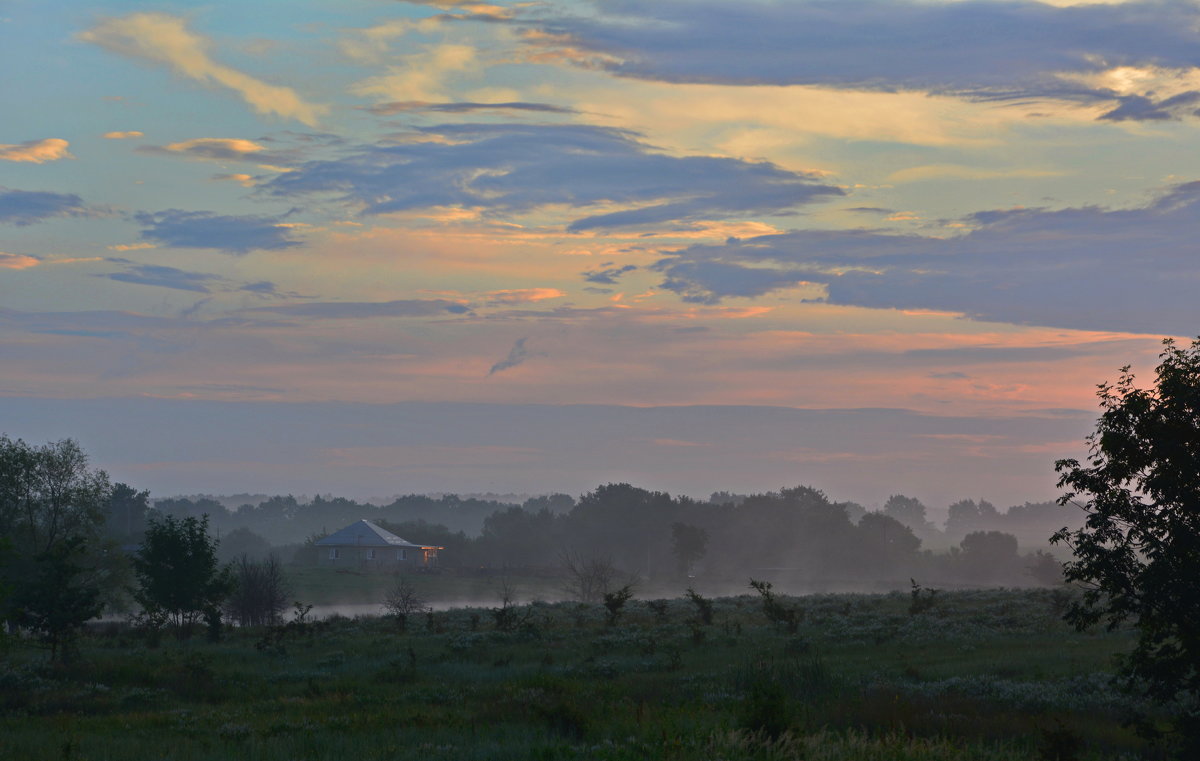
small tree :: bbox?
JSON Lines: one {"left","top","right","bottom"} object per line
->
{"left": 134, "top": 514, "right": 233, "bottom": 637}
{"left": 602, "top": 584, "right": 634, "bottom": 627}
{"left": 1053, "top": 338, "right": 1200, "bottom": 750}
{"left": 749, "top": 579, "right": 800, "bottom": 633}
{"left": 225, "top": 555, "right": 290, "bottom": 627}
{"left": 559, "top": 550, "right": 619, "bottom": 603}
{"left": 1027, "top": 550, "right": 1065, "bottom": 586}
{"left": 383, "top": 576, "right": 428, "bottom": 619}
{"left": 684, "top": 587, "right": 714, "bottom": 625}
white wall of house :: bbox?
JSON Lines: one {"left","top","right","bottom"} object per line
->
{"left": 319, "top": 546, "right": 434, "bottom": 567}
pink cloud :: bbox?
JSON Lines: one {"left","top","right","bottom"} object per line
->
{"left": 0, "top": 253, "right": 40, "bottom": 269}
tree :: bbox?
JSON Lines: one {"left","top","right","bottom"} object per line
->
{"left": 1053, "top": 338, "right": 1200, "bottom": 750}
{"left": 0, "top": 436, "right": 111, "bottom": 556}
{"left": 0, "top": 436, "right": 116, "bottom": 636}
{"left": 216, "top": 527, "right": 272, "bottom": 564}
{"left": 883, "top": 494, "right": 929, "bottom": 530}
{"left": 134, "top": 514, "right": 233, "bottom": 636}
{"left": 383, "top": 576, "right": 428, "bottom": 618}
{"left": 958, "top": 530, "right": 1020, "bottom": 584}
{"left": 856, "top": 512, "right": 921, "bottom": 577}
{"left": 10, "top": 537, "right": 102, "bottom": 662}
{"left": 559, "top": 550, "right": 620, "bottom": 603}
{"left": 670, "top": 522, "right": 708, "bottom": 577}
{"left": 224, "top": 554, "right": 289, "bottom": 627}
{"left": 104, "top": 482, "right": 150, "bottom": 542}
{"left": 945, "top": 499, "right": 999, "bottom": 538}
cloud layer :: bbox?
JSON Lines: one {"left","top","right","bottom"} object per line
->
{"left": 528, "top": 0, "right": 1200, "bottom": 119}
{"left": 655, "top": 181, "right": 1200, "bottom": 334}
{"left": 134, "top": 210, "right": 302, "bottom": 254}
{"left": 264, "top": 123, "right": 842, "bottom": 229}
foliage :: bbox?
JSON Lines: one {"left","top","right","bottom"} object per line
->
{"left": 670, "top": 522, "right": 708, "bottom": 577}
{"left": 959, "top": 531, "right": 1020, "bottom": 583}
{"left": 0, "top": 538, "right": 10, "bottom": 653}
{"left": 225, "top": 555, "right": 290, "bottom": 627}
{"left": 216, "top": 527, "right": 272, "bottom": 564}
{"left": 1026, "top": 551, "right": 1065, "bottom": 586}
{"left": 9, "top": 537, "right": 102, "bottom": 662}
{"left": 909, "top": 579, "right": 940, "bottom": 615}
{"left": 602, "top": 584, "right": 634, "bottom": 627}
{"left": 0, "top": 436, "right": 112, "bottom": 555}
{"left": 856, "top": 512, "right": 922, "bottom": 576}
{"left": 0, "top": 436, "right": 122, "bottom": 639}
{"left": 1053, "top": 337, "right": 1200, "bottom": 751}
{"left": 946, "top": 499, "right": 1000, "bottom": 538}
{"left": 103, "top": 483, "right": 150, "bottom": 542}
{"left": 749, "top": 579, "right": 801, "bottom": 632}
{"left": 133, "top": 514, "right": 234, "bottom": 636}
{"left": 685, "top": 587, "right": 714, "bottom": 625}
{"left": 118, "top": 480, "right": 1085, "bottom": 591}
{"left": 291, "top": 531, "right": 329, "bottom": 565}
{"left": 490, "top": 577, "right": 530, "bottom": 632}
{"left": 884, "top": 494, "right": 932, "bottom": 532}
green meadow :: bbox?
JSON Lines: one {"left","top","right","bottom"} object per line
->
{"left": 1, "top": 586, "right": 1171, "bottom": 760}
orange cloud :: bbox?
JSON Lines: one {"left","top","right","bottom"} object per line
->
{"left": 0, "top": 253, "right": 40, "bottom": 269}
{"left": 107, "top": 242, "right": 156, "bottom": 251}
{"left": 103, "top": 130, "right": 144, "bottom": 139}
{"left": 162, "top": 137, "right": 267, "bottom": 160}
{"left": 485, "top": 288, "right": 565, "bottom": 304}
{"left": 0, "top": 138, "right": 72, "bottom": 163}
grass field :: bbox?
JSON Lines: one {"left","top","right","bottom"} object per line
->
{"left": 0, "top": 587, "right": 1173, "bottom": 760}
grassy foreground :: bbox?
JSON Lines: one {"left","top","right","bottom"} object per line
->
{"left": 0, "top": 588, "right": 1170, "bottom": 760}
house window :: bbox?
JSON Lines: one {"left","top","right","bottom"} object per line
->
{"left": 400, "top": 549, "right": 408, "bottom": 561}
{"left": 328, "top": 548, "right": 339, "bottom": 560}
{"left": 367, "top": 549, "right": 376, "bottom": 560}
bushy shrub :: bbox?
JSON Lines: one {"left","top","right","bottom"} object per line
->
{"left": 750, "top": 579, "right": 801, "bottom": 633}
{"left": 686, "top": 588, "right": 714, "bottom": 625}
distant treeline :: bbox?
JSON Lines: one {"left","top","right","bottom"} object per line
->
{"left": 104, "top": 483, "right": 1081, "bottom": 589}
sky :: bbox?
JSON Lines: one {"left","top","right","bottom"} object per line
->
{"left": 3, "top": 0, "right": 1198, "bottom": 511}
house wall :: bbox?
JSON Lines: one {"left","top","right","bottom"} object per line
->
{"left": 318, "top": 546, "right": 434, "bottom": 567}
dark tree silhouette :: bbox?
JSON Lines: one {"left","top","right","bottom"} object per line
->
{"left": 1054, "top": 337, "right": 1200, "bottom": 751}
{"left": 0, "top": 436, "right": 115, "bottom": 642}
{"left": 224, "top": 554, "right": 289, "bottom": 627}
{"left": 11, "top": 537, "right": 102, "bottom": 662}
{"left": 134, "top": 514, "right": 233, "bottom": 636}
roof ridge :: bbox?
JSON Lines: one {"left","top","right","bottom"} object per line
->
{"left": 314, "top": 518, "right": 422, "bottom": 547}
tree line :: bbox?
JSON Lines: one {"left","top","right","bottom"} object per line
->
{"left": 0, "top": 436, "right": 1078, "bottom": 660}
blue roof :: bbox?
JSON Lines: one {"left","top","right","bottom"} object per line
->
{"left": 314, "top": 519, "right": 423, "bottom": 548}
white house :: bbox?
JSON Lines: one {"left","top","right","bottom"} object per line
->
{"left": 314, "top": 519, "right": 442, "bottom": 568}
